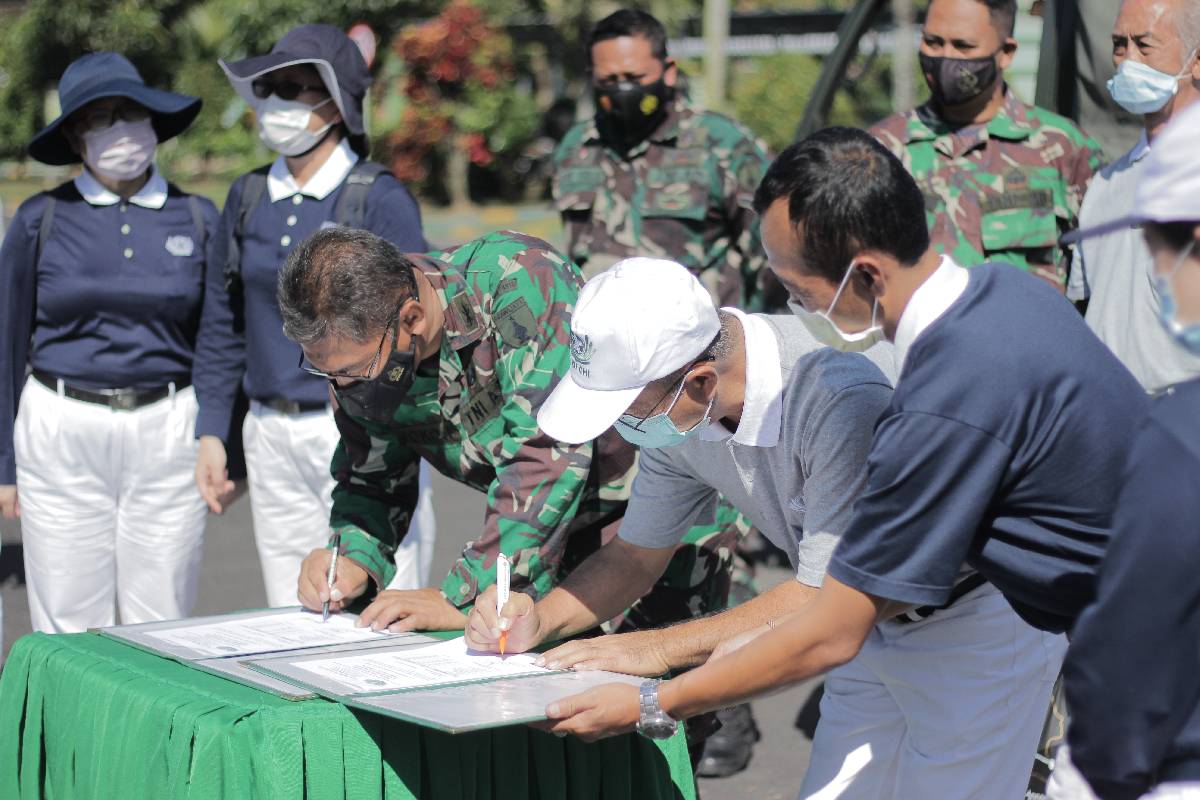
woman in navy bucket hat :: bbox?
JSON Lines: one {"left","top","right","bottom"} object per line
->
{"left": 0, "top": 52, "right": 218, "bottom": 633}
{"left": 193, "top": 24, "right": 437, "bottom": 606}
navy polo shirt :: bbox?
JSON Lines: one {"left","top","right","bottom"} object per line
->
{"left": 1064, "top": 378, "right": 1200, "bottom": 800}
{"left": 0, "top": 169, "right": 218, "bottom": 484}
{"left": 827, "top": 263, "right": 1148, "bottom": 634}
{"left": 193, "top": 142, "right": 426, "bottom": 441}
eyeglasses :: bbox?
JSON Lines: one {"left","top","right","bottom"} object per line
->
{"left": 299, "top": 306, "right": 403, "bottom": 381}
{"left": 617, "top": 355, "right": 715, "bottom": 433}
{"left": 251, "top": 78, "right": 328, "bottom": 102}
{"left": 72, "top": 101, "right": 151, "bottom": 133}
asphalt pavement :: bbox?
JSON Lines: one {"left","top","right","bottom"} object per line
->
{"left": 0, "top": 471, "right": 820, "bottom": 798}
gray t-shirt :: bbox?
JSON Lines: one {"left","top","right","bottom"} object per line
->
{"left": 619, "top": 314, "right": 895, "bottom": 586}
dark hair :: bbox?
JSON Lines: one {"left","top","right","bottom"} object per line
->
{"left": 974, "top": 0, "right": 1017, "bottom": 38}
{"left": 753, "top": 127, "right": 930, "bottom": 282}
{"left": 278, "top": 227, "right": 418, "bottom": 346}
{"left": 586, "top": 10, "right": 668, "bottom": 65}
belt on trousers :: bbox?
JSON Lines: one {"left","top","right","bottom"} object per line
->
{"left": 258, "top": 397, "right": 329, "bottom": 415}
{"left": 32, "top": 369, "right": 186, "bottom": 411}
{"left": 891, "top": 573, "right": 989, "bottom": 625}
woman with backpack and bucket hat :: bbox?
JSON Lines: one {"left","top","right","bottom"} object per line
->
{"left": 194, "top": 24, "right": 436, "bottom": 606}
{"left": 0, "top": 52, "right": 217, "bottom": 632}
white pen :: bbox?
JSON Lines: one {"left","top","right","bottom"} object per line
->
{"left": 323, "top": 531, "right": 342, "bottom": 623}
{"left": 496, "top": 553, "right": 511, "bottom": 655}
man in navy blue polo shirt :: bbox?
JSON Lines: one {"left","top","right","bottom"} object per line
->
{"left": 1048, "top": 101, "right": 1200, "bottom": 800}
{"left": 534, "top": 127, "right": 1147, "bottom": 770}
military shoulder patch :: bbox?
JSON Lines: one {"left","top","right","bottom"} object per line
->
{"left": 493, "top": 297, "right": 538, "bottom": 347}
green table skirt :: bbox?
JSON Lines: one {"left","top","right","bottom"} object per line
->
{"left": 0, "top": 633, "right": 695, "bottom": 800}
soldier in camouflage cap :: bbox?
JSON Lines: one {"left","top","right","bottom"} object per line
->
{"left": 552, "top": 9, "right": 772, "bottom": 310}
{"left": 870, "top": 0, "right": 1105, "bottom": 291}
{"left": 281, "top": 227, "right": 733, "bottom": 654}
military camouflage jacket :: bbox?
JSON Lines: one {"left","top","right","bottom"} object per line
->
{"left": 871, "top": 89, "right": 1105, "bottom": 289}
{"left": 552, "top": 99, "right": 772, "bottom": 309}
{"left": 329, "top": 231, "right": 636, "bottom": 608}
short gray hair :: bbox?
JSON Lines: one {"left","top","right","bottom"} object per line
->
{"left": 277, "top": 227, "right": 418, "bottom": 346}
{"left": 1180, "top": 0, "right": 1200, "bottom": 58}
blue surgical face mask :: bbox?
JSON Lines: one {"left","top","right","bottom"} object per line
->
{"left": 1156, "top": 239, "right": 1200, "bottom": 355}
{"left": 788, "top": 262, "right": 885, "bottom": 353}
{"left": 616, "top": 370, "right": 716, "bottom": 449}
{"left": 1107, "top": 56, "right": 1194, "bottom": 115}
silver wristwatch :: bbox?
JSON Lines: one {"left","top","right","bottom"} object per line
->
{"left": 636, "top": 679, "right": 678, "bottom": 740}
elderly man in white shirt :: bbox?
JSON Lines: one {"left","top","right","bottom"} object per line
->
{"left": 1068, "top": 0, "right": 1200, "bottom": 393}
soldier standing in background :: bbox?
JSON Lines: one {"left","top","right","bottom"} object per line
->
{"left": 871, "top": 0, "right": 1105, "bottom": 291}
{"left": 552, "top": 9, "right": 772, "bottom": 309}
{"left": 551, "top": 9, "right": 774, "bottom": 775}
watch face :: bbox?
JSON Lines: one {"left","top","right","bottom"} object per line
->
{"left": 637, "top": 719, "right": 677, "bottom": 740}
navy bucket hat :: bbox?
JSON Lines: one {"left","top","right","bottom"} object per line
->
{"left": 220, "top": 24, "right": 372, "bottom": 136}
{"left": 28, "top": 52, "right": 202, "bottom": 166}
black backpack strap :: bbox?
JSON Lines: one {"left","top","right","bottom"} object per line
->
{"left": 331, "top": 161, "right": 390, "bottom": 230}
{"left": 223, "top": 166, "right": 270, "bottom": 294}
{"left": 35, "top": 196, "right": 58, "bottom": 266}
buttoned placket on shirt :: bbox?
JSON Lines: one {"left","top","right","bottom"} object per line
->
{"left": 74, "top": 166, "right": 170, "bottom": 263}
{"left": 265, "top": 137, "right": 359, "bottom": 249}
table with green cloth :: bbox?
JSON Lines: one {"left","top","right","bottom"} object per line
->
{"left": 0, "top": 632, "right": 696, "bottom": 800}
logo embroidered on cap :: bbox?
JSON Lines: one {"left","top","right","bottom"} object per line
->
{"left": 570, "top": 332, "right": 595, "bottom": 377}
{"left": 165, "top": 235, "right": 194, "bottom": 257}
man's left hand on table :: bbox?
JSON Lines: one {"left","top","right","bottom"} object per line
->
{"left": 357, "top": 588, "right": 467, "bottom": 632}
{"left": 535, "top": 682, "right": 643, "bottom": 742}
{"left": 538, "top": 629, "right": 671, "bottom": 677}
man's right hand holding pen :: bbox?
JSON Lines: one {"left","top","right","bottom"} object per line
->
{"left": 466, "top": 585, "right": 545, "bottom": 655}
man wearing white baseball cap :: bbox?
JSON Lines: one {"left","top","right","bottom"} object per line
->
{"left": 466, "top": 256, "right": 1071, "bottom": 798}
{"left": 1050, "top": 100, "right": 1200, "bottom": 800}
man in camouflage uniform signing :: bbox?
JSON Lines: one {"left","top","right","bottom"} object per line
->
{"left": 552, "top": 9, "right": 772, "bottom": 309}
{"left": 871, "top": 0, "right": 1105, "bottom": 291}
{"left": 284, "top": 227, "right": 732, "bottom": 658}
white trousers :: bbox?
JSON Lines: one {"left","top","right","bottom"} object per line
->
{"left": 1048, "top": 745, "right": 1200, "bottom": 800}
{"left": 15, "top": 377, "right": 207, "bottom": 633}
{"left": 243, "top": 402, "right": 436, "bottom": 607}
{"left": 798, "top": 583, "right": 1067, "bottom": 800}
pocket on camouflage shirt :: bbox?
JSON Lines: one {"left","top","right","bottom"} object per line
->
{"left": 980, "top": 204, "right": 1058, "bottom": 253}
{"left": 553, "top": 166, "right": 604, "bottom": 213}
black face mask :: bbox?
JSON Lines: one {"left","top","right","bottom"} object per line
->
{"left": 332, "top": 340, "right": 417, "bottom": 424}
{"left": 919, "top": 51, "right": 1000, "bottom": 108}
{"left": 593, "top": 75, "right": 673, "bottom": 152}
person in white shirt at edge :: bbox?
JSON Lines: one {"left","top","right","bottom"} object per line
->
{"left": 466, "top": 253, "right": 1067, "bottom": 798}
{"left": 1066, "top": 0, "right": 1200, "bottom": 393}
{"left": 192, "top": 25, "right": 436, "bottom": 602}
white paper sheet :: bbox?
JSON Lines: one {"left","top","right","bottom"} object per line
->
{"left": 288, "top": 636, "right": 552, "bottom": 694}
{"left": 141, "top": 609, "right": 395, "bottom": 658}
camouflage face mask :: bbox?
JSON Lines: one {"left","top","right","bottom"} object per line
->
{"left": 919, "top": 51, "right": 999, "bottom": 107}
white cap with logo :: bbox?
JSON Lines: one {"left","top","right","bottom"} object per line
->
{"left": 1067, "top": 100, "right": 1200, "bottom": 242}
{"left": 1136, "top": 99, "right": 1200, "bottom": 224}
{"left": 537, "top": 257, "right": 720, "bottom": 445}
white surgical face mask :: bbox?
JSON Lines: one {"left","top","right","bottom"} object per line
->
{"left": 788, "top": 262, "right": 885, "bottom": 353}
{"left": 82, "top": 118, "right": 157, "bottom": 181}
{"left": 256, "top": 94, "right": 335, "bottom": 156}
{"left": 1107, "top": 55, "right": 1194, "bottom": 115}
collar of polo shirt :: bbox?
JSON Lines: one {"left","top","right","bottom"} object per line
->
{"left": 74, "top": 165, "right": 168, "bottom": 210}
{"left": 267, "top": 136, "right": 359, "bottom": 202}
